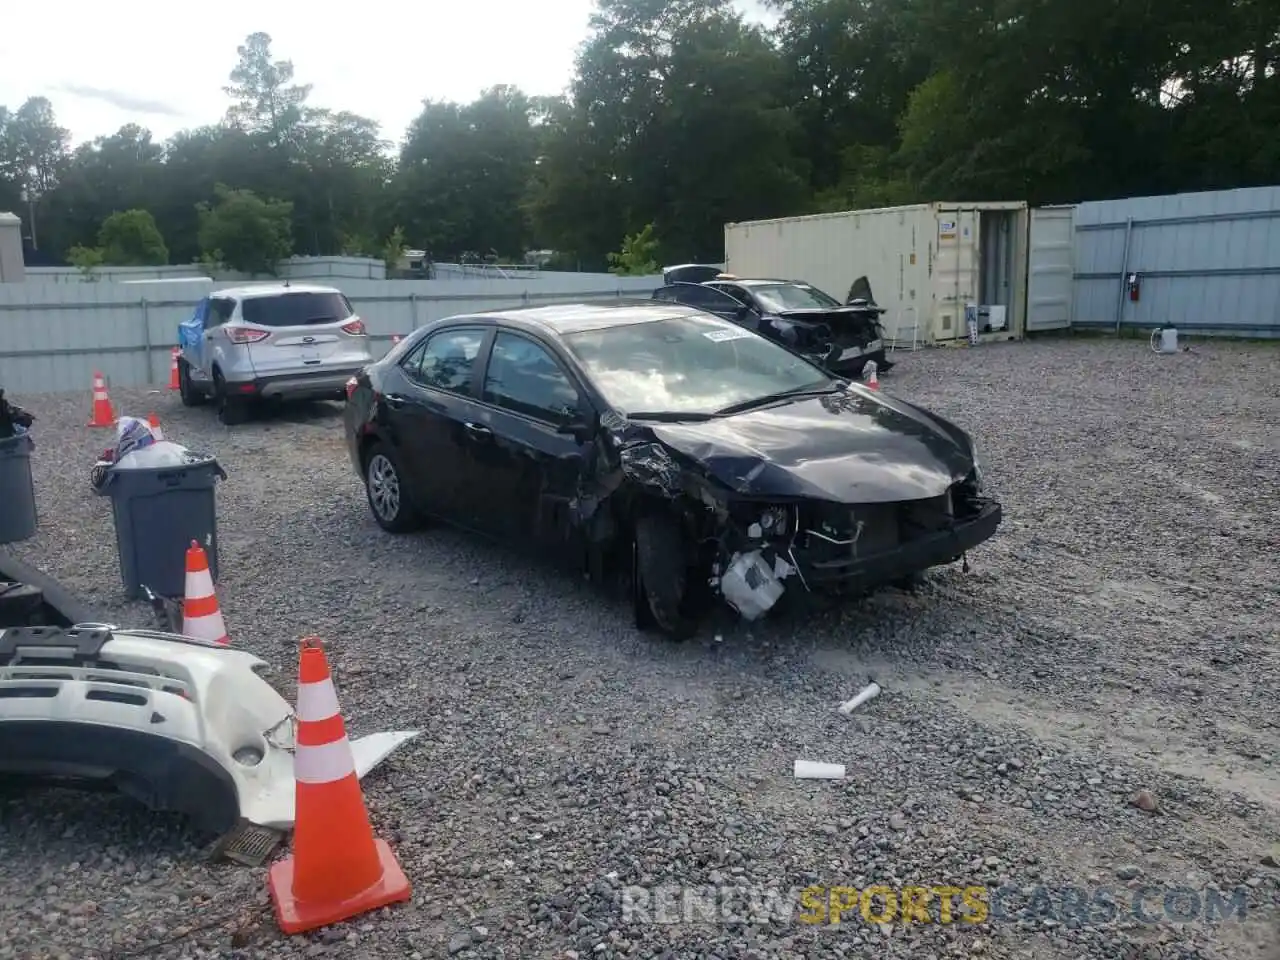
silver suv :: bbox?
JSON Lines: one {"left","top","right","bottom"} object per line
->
{"left": 177, "top": 283, "right": 374, "bottom": 424}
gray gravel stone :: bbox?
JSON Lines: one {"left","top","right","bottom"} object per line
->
{"left": 1, "top": 338, "right": 1278, "bottom": 959}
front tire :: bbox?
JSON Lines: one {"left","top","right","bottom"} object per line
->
{"left": 633, "top": 513, "right": 699, "bottom": 641}
{"left": 364, "top": 443, "right": 422, "bottom": 533}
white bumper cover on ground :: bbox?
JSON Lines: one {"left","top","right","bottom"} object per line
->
{"left": 0, "top": 625, "right": 418, "bottom": 832}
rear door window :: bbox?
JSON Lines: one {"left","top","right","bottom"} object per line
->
{"left": 403, "top": 328, "right": 486, "bottom": 396}
{"left": 241, "top": 291, "right": 354, "bottom": 327}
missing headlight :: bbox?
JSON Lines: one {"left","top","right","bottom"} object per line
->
{"left": 740, "top": 504, "right": 799, "bottom": 545}
{"left": 759, "top": 506, "right": 791, "bottom": 536}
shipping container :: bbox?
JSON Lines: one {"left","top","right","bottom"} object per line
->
{"left": 724, "top": 201, "right": 1070, "bottom": 345}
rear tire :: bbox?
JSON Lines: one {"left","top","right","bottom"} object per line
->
{"left": 213, "top": 369, "right": 249, "bottom": 426}
{"left": 364, "top": 443, "right": 422, "bottom": 533}
{"left": 177, "top": 358, "right": 206, "bottom": 407}
{"left": 633, "top": 513, "right": 699, "bottom": 641}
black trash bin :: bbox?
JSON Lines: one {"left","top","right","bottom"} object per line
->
{"left": 97, "top": 454, "right": 227, "bottom": 599}
{"left": 0, "top": 429, "right": 37, "bottom": 545}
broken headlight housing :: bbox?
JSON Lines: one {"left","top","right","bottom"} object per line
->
{"left": 968, "top": 440, "right": 988, "bottom": 494}
{"left": 742, "top": 504, "right": 799, "bottom": 541}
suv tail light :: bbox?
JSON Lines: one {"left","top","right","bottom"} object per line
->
{"left": 227, "top": 326, "right": 270, "bottom": 344}
{"left": 341, "top": 318, "right": 367, "bottom": 336}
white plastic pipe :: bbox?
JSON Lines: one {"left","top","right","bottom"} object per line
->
{"left": 838, "top": 682, "right": 882, "bottom": 715}
{"left": 794, "top": 760, "right": 846, "bottom": 780}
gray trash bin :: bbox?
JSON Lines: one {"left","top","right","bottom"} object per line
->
{"left": 0, "top": 428, "right": 37, "bottom": 545}
{"left": 99, "top": 454, "right": 227, "bottom": 600}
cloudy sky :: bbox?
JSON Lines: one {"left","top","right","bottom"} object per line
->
{"left": 0, "top": 0, "right": 778, "bottom": 148}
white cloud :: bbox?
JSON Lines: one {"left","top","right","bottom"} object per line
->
{"left": 0, "top": 0, "right": 777, "bottom": 147}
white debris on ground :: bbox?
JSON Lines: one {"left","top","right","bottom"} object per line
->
{"left": 1, "top": 337, "right": 1278, "bottom": 960}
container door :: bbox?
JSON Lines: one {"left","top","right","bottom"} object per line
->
{"left": 931, "top": 209, "right": 980, "bottom": 341}
{"left": 1026, "top": 206, "right": 1075, "bottom": 331}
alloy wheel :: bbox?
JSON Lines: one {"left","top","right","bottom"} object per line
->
{"left": 367, "top": 453, "right": 401, "bottom": 521}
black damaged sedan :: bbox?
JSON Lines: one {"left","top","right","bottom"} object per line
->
{"left": 344, "top": 301, "right": 1002, "bottom": 640}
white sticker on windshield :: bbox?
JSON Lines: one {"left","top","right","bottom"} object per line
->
{"left": 703, "top": 328, "right": 752, "bottom": 342}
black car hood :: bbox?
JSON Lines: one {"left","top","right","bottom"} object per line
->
{"left": 776, "top": 305, "right": 886, "bottom": 323}
{"left": 645, "top": 389, "right": 974, "bottom": 504}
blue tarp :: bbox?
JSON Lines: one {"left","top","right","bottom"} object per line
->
{"left": 178, "top": 299, "right": 207, "bottom": 351}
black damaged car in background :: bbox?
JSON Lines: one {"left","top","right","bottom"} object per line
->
{"left": 655, "top": 264, "right": 893, "bottom": 378}
{"left": 344, "top": 301, "right": 1001, "bottom": 640}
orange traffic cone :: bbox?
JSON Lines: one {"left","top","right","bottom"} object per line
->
{"left": 862, "top": 360, "right": 880, "bottom": 391}
{"left": 268, "top": 638, "right": 411, "bottom": 934}
{"left": 391, "top": 334, "right": 401, "bottom": 345}
{"left": 168, "top": 348, "right": 181, "bottom": 390}
{"left": 147, "top": 412, "right": 164, "bottom": 441}
{"left": 87, "top": 372, "right": 115, "bottom": 427}
{"left": 181, "top": 540, "right": 227, "bottom": 645}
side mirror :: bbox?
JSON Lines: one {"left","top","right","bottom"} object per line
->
{"left": 556, "top": 409, "right": 596, "bottom": 443}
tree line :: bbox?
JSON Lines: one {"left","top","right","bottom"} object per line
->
{"left": 1, "top": 0, "right": 1274, "bottom": 274}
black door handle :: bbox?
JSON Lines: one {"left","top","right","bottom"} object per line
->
{"left": 463, "top": 421, "right": 492, "bottom": 439}
{"left": 384, "top": 393, "right": 407, "bottom": 409}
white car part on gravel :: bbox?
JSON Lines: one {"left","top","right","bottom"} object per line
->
{"left": 838, "top": 682, "right": 882, "bottom": 715}
{"left": 0, "top": 624, "right": 418, "bottom": 835}
{"left": 718, "top": 550, "right": 793, "bottom": 620}
{"left": 794, "top": 760, "right": 846, "bottom": 780}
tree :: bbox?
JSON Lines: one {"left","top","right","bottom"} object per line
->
{"left": 223, "top": 32, "right": 312, "bottom": 148}
{"left": 65, "top": 244, "right": 103, "bottom": 280}
{"left": 532, "top": 0, "right": 809, "bottom": 264}
{"left": 197, "top": 183, "right": 294, "bottom": 275}
{"left": 608, "top": 222, "right": 661, "bottom": 275}
{"left": 381, "top": 225, "right": 407, "bottom": 273}
{"left": 8, "top": 4, "right": 1280, "bottom": 270}
{"left": 392, "top": 86, "right": 540, "bottom": 261}
{"left": 97, "top": 208, "right": 169, "bottom": 265}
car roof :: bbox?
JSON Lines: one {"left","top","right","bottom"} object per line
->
{"left": 213, "top": 283, "right": 343, "bottom": 301}
{"left": 471, "top": 301, "right": 711, "bottom": 336}
{"left": 718, "top": 278, "right": 801, "bottom": 287}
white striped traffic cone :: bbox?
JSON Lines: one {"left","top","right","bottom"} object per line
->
{"left": 268, "top": 638, "right": 411, "bottom": 933}
{"left": 861, "top": 360, "right": 880, "bottom": 390}
{"left": 87, "top": 371, "right": 115, "bottom": 427}
{"left": 181, "top": 540, "right": 228, "bottom": 645}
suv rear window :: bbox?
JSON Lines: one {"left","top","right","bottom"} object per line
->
{"left": 241, "top": 291, "right": 354, "bottom": 327}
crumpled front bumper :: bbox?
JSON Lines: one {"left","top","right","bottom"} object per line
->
{"left": 0, "top": 624, "right": 417, "bottom": 837}
{"left": 795, "top": 500, "right": 1003, "bottom": 588}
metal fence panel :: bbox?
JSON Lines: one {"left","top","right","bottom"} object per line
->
{"left": 1072, "top": 185, "right": 1280, "bottom": 337}
{"left": 0, "top": 275, "right": 664, "bottom": 394}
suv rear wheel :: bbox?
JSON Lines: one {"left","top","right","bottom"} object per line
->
{"left": 177, "top": 358, "right": 206, "bottom": 407}
{"left": 212, "top": 369, "right": 249, "bottom": 426}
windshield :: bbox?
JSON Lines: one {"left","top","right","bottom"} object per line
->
{"left": 750, "top": 283, "right": 841, "bottom": 313}
{"left": 241, "top": 292, "right": 354, "bottom": 327}
{"left": 561, "top": 315, "right": 834, "bottom": 417}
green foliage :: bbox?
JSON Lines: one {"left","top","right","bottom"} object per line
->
{"left": 1, "top": 11, "right": 1277, "bottom": 271}
{"left": 196, "top": 184, "right": 294, "bottom": 275}
{"left": 66, "top": 244, "right": 103, "bottom": 280}
{"left": 381, "top": 226, "right": 407, "bottom": 272}
{"left": 608, "top": 223, "right": 661, "bottom": 276}
{"left": 97, "top": 208, "right": 169, "bottom": 265}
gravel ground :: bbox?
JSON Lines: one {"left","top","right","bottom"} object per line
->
{"left": 1, "top": 335, "right": 1278, "bottom": 960}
